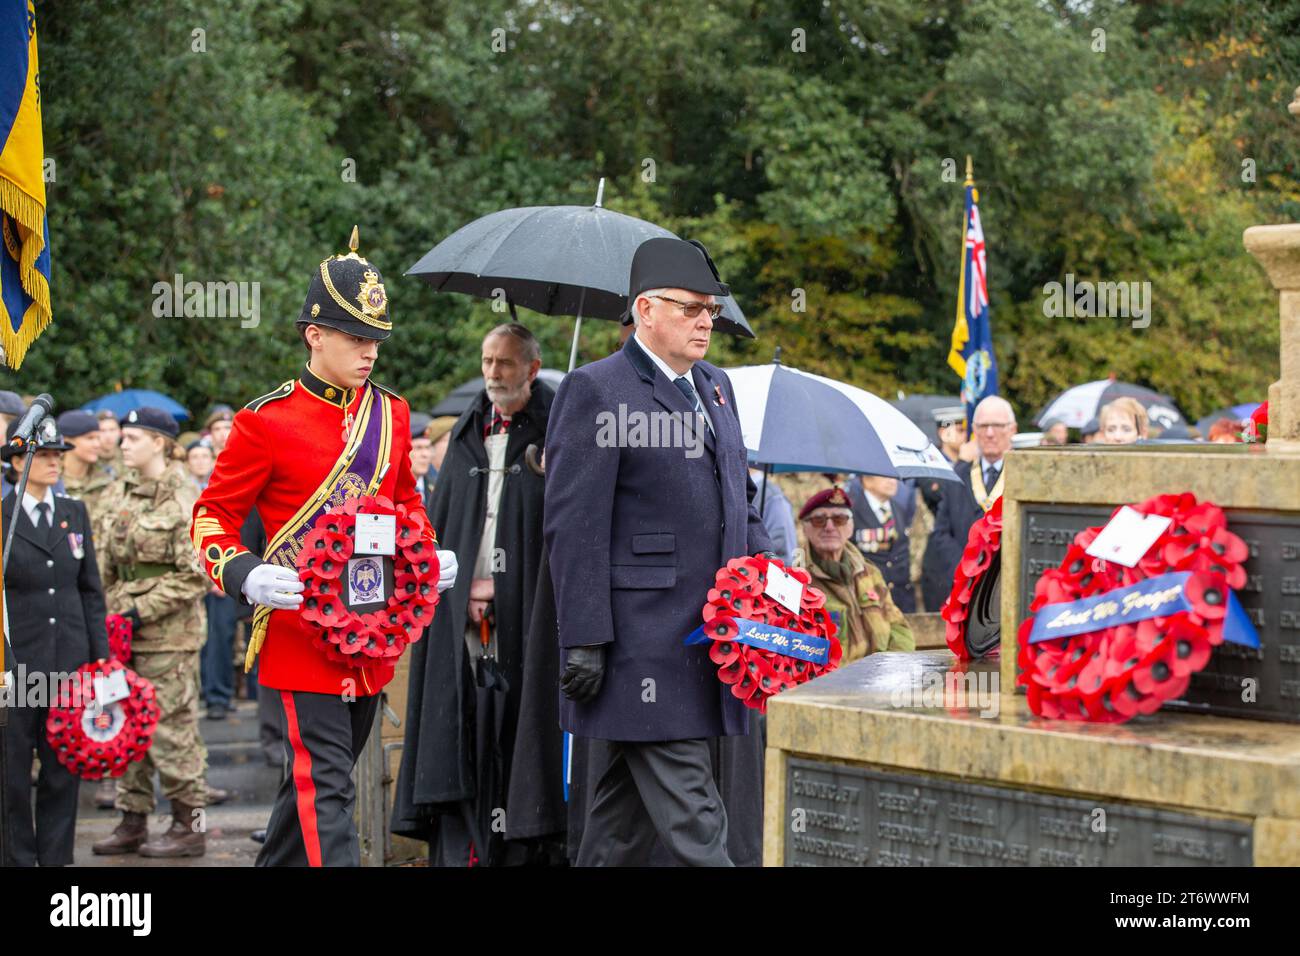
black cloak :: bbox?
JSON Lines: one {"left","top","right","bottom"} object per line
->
{"left": 391, "top": 383, "right": 559, "bottom": 864}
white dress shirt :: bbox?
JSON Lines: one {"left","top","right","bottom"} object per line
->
{"left": 22, "top": 486, "right": 55, "bottom": 529}
{"left": 633, "top": 331, "right": 715, "bottom": 435}
{"left": 862, "top": 487, "right": 893, "bottom": 525}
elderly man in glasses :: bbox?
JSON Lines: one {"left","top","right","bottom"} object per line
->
{"left": 545, "top": 236, "right": 773, "bottom": 867}
{"left": 799, "top": 487, "right": 913, "bottom": 663}
{"left": 922, "top": 395, "right": 1017, "bottom": 611}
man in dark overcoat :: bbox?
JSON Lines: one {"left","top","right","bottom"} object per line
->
{"left": 544, "top": 237, "right": 771, "bottom": 867}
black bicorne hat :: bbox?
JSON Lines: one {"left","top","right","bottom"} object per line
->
{"left": 622, "top": 237, "right": 730, "bottom": 325}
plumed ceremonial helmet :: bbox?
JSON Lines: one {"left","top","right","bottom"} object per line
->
{"left": 298, "top": 226, "right": 392, "bottom": 341}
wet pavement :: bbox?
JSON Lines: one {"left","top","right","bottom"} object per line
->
{"left": 71, "top": 698, "right": 280, "bottom": 867}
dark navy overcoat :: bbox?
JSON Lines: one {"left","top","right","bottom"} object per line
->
{"left": 543, "top": 335, "right": 771, "bottom": 742}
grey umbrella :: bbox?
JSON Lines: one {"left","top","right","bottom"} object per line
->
{"left": 407, "top": 180, "right": 753, "bottom": 370}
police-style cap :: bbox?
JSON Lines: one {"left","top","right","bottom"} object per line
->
{"left": 57, "top": 410, "right": 99, "bottom": 438}
{"left": 622, "top": 237, "right": 730, "bottom": 325}
{"left": 2, "top": 415, "right": 70, "bottom": 460}
{"left": 299, "top": 225, "right": 391, "bottom": 341}
{"left": 123, "top": 406, "right": 179, "bottom": 440}
{"left": 932, "top": 405, "right": 966, "bottom": 427}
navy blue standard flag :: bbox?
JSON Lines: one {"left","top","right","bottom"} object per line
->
{"left": 947, "top": 156, "right": 997, "bottom": 430}
{"left": 0, "top": 0, "right": 52, "bottom": 369}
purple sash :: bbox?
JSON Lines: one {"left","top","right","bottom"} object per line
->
{"left": 245, "top": 383, "right": 392, "bottom": 668}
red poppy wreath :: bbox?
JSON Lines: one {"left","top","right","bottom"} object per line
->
{"left": 1017, "top": 493, "right": 1250, "bottom": 723}
{"left": 297, "top": 494, "right": 440, "bottom": 668}
{"left": 942, "top": 497, "right": 1003, "bottom": 661}
{"left": 689, "top": 553, "right": 842, "bottom": 713}
{"left": 45, "top": 658, "right": 160, "bottom": 781}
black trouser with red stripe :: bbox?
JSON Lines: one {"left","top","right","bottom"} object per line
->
{"left": 256, "top": 690, "right": 381, "bottom": 867}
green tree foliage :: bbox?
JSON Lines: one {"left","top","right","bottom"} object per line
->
{"left": 4, "top": 0, "right": 1297, "bottom": 425}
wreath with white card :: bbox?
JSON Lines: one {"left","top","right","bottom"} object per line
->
{"left": 297, "top": 494, "right": 441, "bottom": 668}
{"left": 45, "top": 659, "right": 160, "bottom": 780}
{"left": 687, "top": 553, "right": 842, "bottom": 713}
{"left": 1017, "top": 493, "right": 1254, "bottom": 723}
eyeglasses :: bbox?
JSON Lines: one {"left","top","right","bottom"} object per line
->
{"left": 973, "top": 422, "right": 1014, "bottom": 432}
{"left": 805, "top": 513, "right": 850, "bottom": 529}
{"left": 650, "top": 295, "right": 724, "bottom": 321}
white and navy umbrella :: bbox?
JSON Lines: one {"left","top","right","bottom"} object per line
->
{"left": 725, "top": 362, "right": 958, "bottom": 482}
{"left": 1037, "top": 379, "right": 1187, "bottom": 431}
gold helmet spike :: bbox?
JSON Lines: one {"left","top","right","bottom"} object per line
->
{"left": 349, "top": 225, "right": 359, "bottom": 253}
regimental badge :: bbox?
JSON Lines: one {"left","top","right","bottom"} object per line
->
{"left": 356, "top": 269, "right": 387, "bottom": 320}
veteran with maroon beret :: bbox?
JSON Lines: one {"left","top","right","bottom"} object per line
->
{"left": 798, "top": 486, "right": 914, "bottom": 663}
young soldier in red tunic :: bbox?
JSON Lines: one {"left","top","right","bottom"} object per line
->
{"left": 191, "top": 228, "right": 458, "bottom": 866}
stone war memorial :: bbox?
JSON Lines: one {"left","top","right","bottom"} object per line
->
{"left": 764, "top": 87, "right": 1300, "bottom": 869}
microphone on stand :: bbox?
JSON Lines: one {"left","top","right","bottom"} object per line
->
{"left": 7, "top": 394, "right": 54, "bottom": 449}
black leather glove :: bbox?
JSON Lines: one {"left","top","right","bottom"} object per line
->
{"left": 123, "top": 607, "right": 143, "bottom": 633}
{"left": 560, "top": 644, "right": 607, "bottom": 702}
{"left": 760, "top": 550, "right": 780, "bottom": 561}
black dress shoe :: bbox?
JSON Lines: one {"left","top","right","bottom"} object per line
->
{"left": 251, "top": 829, "right": 267, "bottom": 844}
{"left": 206, "top": 703, "right": 229, "bottom": 720}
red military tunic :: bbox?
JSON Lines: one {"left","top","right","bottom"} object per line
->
{"left": 191, "top": 365, "right": 428, "bottom": 696}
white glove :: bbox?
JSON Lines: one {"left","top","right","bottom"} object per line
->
{"left": 436, "top": 550, "right": 459, "bottom": 593}
{"left": 242, "top": 563, "right": 305, "bottom": 610}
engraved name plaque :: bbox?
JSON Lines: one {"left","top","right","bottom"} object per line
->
{"left": 784, "top": 759, "right": 1253, "bottom": 867}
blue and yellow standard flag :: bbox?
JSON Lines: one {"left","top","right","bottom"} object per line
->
{"left": 0, "top": 0, "right": 51, "bottom": 369}
{"left": 946, "top": 156, "right": 997, "bottom": 430}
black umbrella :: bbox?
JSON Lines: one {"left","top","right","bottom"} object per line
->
{"left": 890, "top": 393, "right": 963, "bottom": 445}
{"left": 430, "top": 369, "right": 565, "bottom": 419}
{"left": 407, "top": 180, "right": 753, "bottom": 370}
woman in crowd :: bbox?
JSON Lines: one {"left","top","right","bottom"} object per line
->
{"left": 1, "top": 418, "right": 108, "bottom": 866}
{"left": 1097, "top": 397, "right": 1149, "bottom": 445}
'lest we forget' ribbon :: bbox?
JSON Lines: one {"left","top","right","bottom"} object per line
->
{"left": 684, "top": 617, "right": 831, "bottom": 665}
{"left": 1027, "top": 571, "right": 1259, "bottom": 648}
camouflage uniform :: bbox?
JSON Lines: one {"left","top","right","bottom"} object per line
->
{"left": 97, "top": 461, "right": 211, "bottom": 813}
{"left": 804, "top": 541, "right": 914, "bottom": 663}
{"left": 63, "top": 459, "right": 115, "bottom": 522}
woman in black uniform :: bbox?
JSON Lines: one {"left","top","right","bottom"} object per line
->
{"left": 1, "top": 418, "right": 108, "bottom": 866}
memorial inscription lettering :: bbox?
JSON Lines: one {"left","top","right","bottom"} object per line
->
{"left": 1018, "top": 505, "right": 1300, "bottom": 722}
{"left": 785, "top": 759, "right": 1253, "bottom": 867}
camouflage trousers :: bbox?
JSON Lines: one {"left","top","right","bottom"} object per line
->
{"left": 115, "top": 650, "right": 208, "bottom": 813}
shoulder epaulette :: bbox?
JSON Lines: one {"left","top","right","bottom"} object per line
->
{"left": 246, "top": 380, "right": 295, "bottom": 412}
{"left": 370, "top": 380, "right": 405, "bottom": 403}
